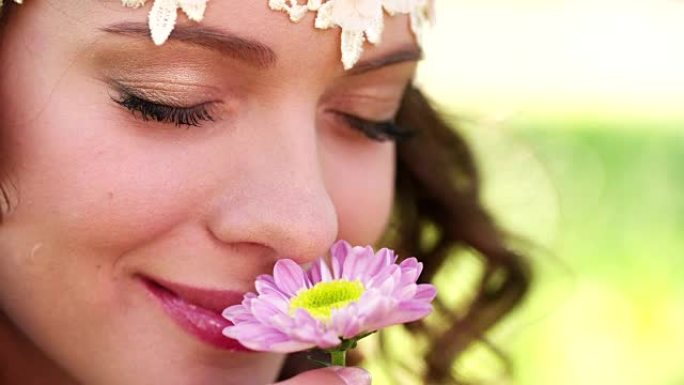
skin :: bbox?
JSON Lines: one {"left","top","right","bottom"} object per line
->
{"left": 0, "top": 1, "right": 418, "bottom": 384}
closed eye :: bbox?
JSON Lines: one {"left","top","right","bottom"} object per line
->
{"left": 337, "top": 112, "right": 416, "bottom": 142}
{"left": 112, "top": 91, "right": 218, "bottom": 128}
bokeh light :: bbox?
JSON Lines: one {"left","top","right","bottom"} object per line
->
{"left": 390, "top": 0, "right": 684, "bottom": 384}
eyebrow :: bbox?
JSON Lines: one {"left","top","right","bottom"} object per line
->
{"left": 349, "top": 46, "right": 423, "bottom": 75}
{"left": 101, "top": 22, "right": 422, "bottom": 73}
{"left": 102, "top": 22, "right": 277, "bottom": 68}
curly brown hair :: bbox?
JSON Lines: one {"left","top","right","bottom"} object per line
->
{"left": 0, "top": 3, "right": 531, "bottom": 384}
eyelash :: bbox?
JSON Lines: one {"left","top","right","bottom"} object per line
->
{"left": 336, "top": 112, "right": 416, "bottom": 143}
{"left": 113, "top": 92, "right": 215, "bottom": 127}
{"left": 114, "top": 92, "right": 416, "bottom": 142}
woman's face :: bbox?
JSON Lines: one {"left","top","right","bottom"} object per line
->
{"left": 0, "top": 1, "right": 418, "bottom": 384}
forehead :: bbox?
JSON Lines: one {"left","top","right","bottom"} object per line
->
{"left": 87, "top": 0, "right": 418, "bottom": 74}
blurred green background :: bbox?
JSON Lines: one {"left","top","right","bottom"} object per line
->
{"left": 377, "top": 0, "right": 684, "bottom": 384}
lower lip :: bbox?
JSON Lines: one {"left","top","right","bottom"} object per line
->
{"left": 141, "top": 278, "right": 252, "bottom": 352}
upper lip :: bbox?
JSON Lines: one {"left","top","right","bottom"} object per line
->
{"left": 141, "top": 275, "right": 246, "bottom": 314}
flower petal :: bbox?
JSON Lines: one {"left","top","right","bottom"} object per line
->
{"left": 308, "top": 257, "right": 333, "bottom": 284}
{"left": 399, "top": 257, "right": 423, "bottom": 285}
{"left": 392, "top": 300, "right": 433, "bottom": 323}
{"left": 395, "top": 282, "right": 418, "bottom": 300}
{"left": 414, "top": 284, "right": 437, "bottom": 302}
{"left": 269, "top": 339, "right": 317, "bottom": 353}
{"left": 273, "top": 259, "right": 309, "bottom": 297}
{"left": 222, "top": 304, "right": 254, "bottom": 324}
{"left": 331, "top": 302, "right": 365, "bottom": 338}
{"left": 364, "top": 248, "right": 394, "bottom": 278}
{"left": 366, "top": 264, "right": 400, "bottom": 293}
{"left": 224, "top": 323, "right": 312, "bottom": 352}
{"left": 289, "top": 309, "right": 339, "bottom": 347}
{"left": 250, "top": 296, "right": 289, "bottom": 325}
{"left": 331, "top": 240, "right": 352, "bottom": 279}
{"left": 255, "top": 274, "right": 286, "bottom": 297}
{"left": 341, "top": 246, "right": 374, "bottom": 280}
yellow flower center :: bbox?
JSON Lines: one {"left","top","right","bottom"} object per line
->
{"left": 289, "top": 280, "right": 365, "bottom": 321}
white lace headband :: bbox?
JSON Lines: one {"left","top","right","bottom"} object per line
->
{"left": 1, "top": 0, "right": 434, "bottom": 70}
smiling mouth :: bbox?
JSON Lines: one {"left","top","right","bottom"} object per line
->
{"left": 139, "top": 275, "right": 252, "bottom": 351}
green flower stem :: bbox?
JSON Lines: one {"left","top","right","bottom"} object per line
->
{"left": 318, "top": 332, "right": 376, "bottom": 367}
{"left": 331, "top": 350, "right": 346, "bottom": 367}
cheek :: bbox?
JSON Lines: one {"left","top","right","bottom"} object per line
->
{"left": 2, "top": 82, "right": 206, "bottom": 253}
{"left": 322, "top": 143, "right": 396, "bottom": 246}
{"left": 0, "top": 22, "right": 210, "bottom": 255}
{"left": 0, "top": 50, "right": 191, "bottom": 255}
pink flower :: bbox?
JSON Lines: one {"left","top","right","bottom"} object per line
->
{"left": 222, "top": 240, "right": 436, "bottom": 353}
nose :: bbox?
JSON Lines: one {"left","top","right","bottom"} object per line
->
{"left": 206, "top": 106, "right": 339, "bottom": 265}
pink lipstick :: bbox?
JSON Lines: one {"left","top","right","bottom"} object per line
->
{"left": 140, "top": 276, "right": 252, "bottom": 351}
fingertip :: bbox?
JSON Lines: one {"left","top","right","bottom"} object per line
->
{"left": 332, "top": 367, "right": 372, "bottom": 385}
{"left": 273, "top": 366, "right": 372, "bottom": 385}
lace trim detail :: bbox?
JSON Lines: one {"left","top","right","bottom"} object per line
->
{"left": 3, "top": 0, "right": 433, "bottom": 70}
{"left": 121, "top": 0, "right": 209, "bottom": 45}
{"left": 275, "top": 0, "right": 432, "bottom": 69}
